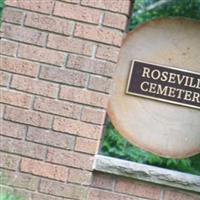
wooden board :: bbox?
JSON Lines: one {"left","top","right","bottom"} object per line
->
{"left": 108, "top": 18, "right": 200, "bottom": 158}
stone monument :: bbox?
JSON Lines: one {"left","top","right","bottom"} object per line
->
{"left": 108, "top": 18, "right": 200, "bottom": 158}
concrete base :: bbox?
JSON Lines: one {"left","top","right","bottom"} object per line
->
{"left": 93, "top": 155, "right": 200, "bottom": 193}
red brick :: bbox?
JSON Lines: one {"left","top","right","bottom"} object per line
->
{"left": 39, "top": 65, "right": 88, "bottom": 87}
{"left": 103, "top": 12, "right": 127, "bottom": 30}
{"left": 24, "top": 12, "right": 74, "bottom": 35}
{"left": 0, "top": 71, "right": 10, "bottom": 86}
{"left": 81, "top": 106, "right": 106, "bottom": 124}
{"left": 59, "top": 85, "right": 109, "bottom": 108}
{"left": 1, "top": 23, "right": 47, "bottom": 46}
{"left": 0, "top": 135, "right": 46, "bottom": 159}
{"left": 81, "top": 0, "right": 131, "bottom": 14}
{"left": 34, "top": 96, "right": 81, "bottom": 119}
{"left": 0, "top": 104, "right": 5, "bottom": 118}
{"left": 11, "top": 75, "right": 58, "bottom": 98}
{"left": 164, "top": 190, "right": 200, "bottom": 200}
{"left": 68, "top": 168, "right": 92, "bottom": 185}
{"left": 0, "top": 88, "right": 32, "bottom": 108}
{"left": 47, "top": 147, "right": 93, "bottom": 170}
{"left": 62, "top": 0, "right": 80, "bottom": 3}
{"left": 3, "top": 7, "right": 24, "bottom": 24}
{"left": 47, "top": 33, "right": 93, "bottom": 56}
{"left": 92, "top": 172, "right": 114, "bottom": 190}
{"left": 96, "top": 44, "right": 120, "bottom": 62}
{"left": 75, "top": 137, "right": 98, "bottom": 154}
{"left": 0, "top": 152, "right": 20, "bottom": 170}
{"left": 1, "top": 169, "right": 39, "bottom": 191}
{"left": 27, "top": 127, "right": 75, "bottom": 150}
{"left": 74, "top": 23, "right": 123, "bottom": 46}
{"left": 20, "top": 158, "right": 69, "bottom": 182}
{"left": 18, "top": 44, "right": 66, "bottom": 67}
{"left": 67, "top": 54, "right": 116, "bottom": 77}
{"left": 0, "top": 56, "right": 39, "bottom": 77}
{"left": 5, "top": 0, "right": 54, "bottom": 14}
{"left": 39, "top": 179, "right": 87, "bottom": 199}
{"left": 0, "top": 40, "right": 18, "bottom": 56}
{"left": 0, "top": 120, "right": 26, "bottom": 139}
{"left": 12, "top": 190, "right": 31, "bottom": 200}
{"left": 4, "top": 106, "right": 53, "bottom": 128}
{"left": 88, "top": 188, "right": 141, "bottom": 200}
{"left": 31, "top": 193, "right": 64, "bottom": 200}
{"left": 53, "top": 116, "right": 102, "bottom": 140}
{"left": 53, "top": 1, "right": 101, "bottom": 24}
{"left": 115, "top": 178, "right": 161, "bottom": 200}
{"left": 88, "top": 75, "right": 112, "bottom": 93}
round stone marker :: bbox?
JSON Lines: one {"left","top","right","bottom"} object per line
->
{"left": 108, "top": 18, "right": 200, "bottom": 158}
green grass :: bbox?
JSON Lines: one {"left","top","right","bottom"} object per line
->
{"left": 101, "top": 122, "right": 200, "bottom": 176}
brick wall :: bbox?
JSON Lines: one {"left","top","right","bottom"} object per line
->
{"left": 0, "top": 0, "right": 199, "bottom": 200}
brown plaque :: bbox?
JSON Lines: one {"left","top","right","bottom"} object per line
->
{"left": 108, "top": 18, "right": 200, "bottom": 158}
{"left": 126, "top": 61, "right": 200, "bottom": 110}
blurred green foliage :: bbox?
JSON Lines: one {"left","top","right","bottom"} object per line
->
{"left": 0, "top": 192, "right": 23, "bottom": 200}
{"left": 102, "top": 122, "right": 200, "bottom": 175}
{"left": 0, "top": 0, "right": 4, "bottom": 9}
{"left": 129, "top": 0, "right": 200, "bottom": 30}
{"left": 0, "top": 0, "right": 4, "bottom": 25}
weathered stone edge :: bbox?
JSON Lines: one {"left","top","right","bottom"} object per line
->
{"left": 93, "top": 155, "right": 200, "bottom": 193}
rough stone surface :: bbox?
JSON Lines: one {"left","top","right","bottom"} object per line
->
{"left": 94, "top": 155, "right": 200, "bottom": 193}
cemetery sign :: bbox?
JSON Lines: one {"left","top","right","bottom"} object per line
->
{"left": 126, "top": 61, "right": 200, "bottom": 109}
